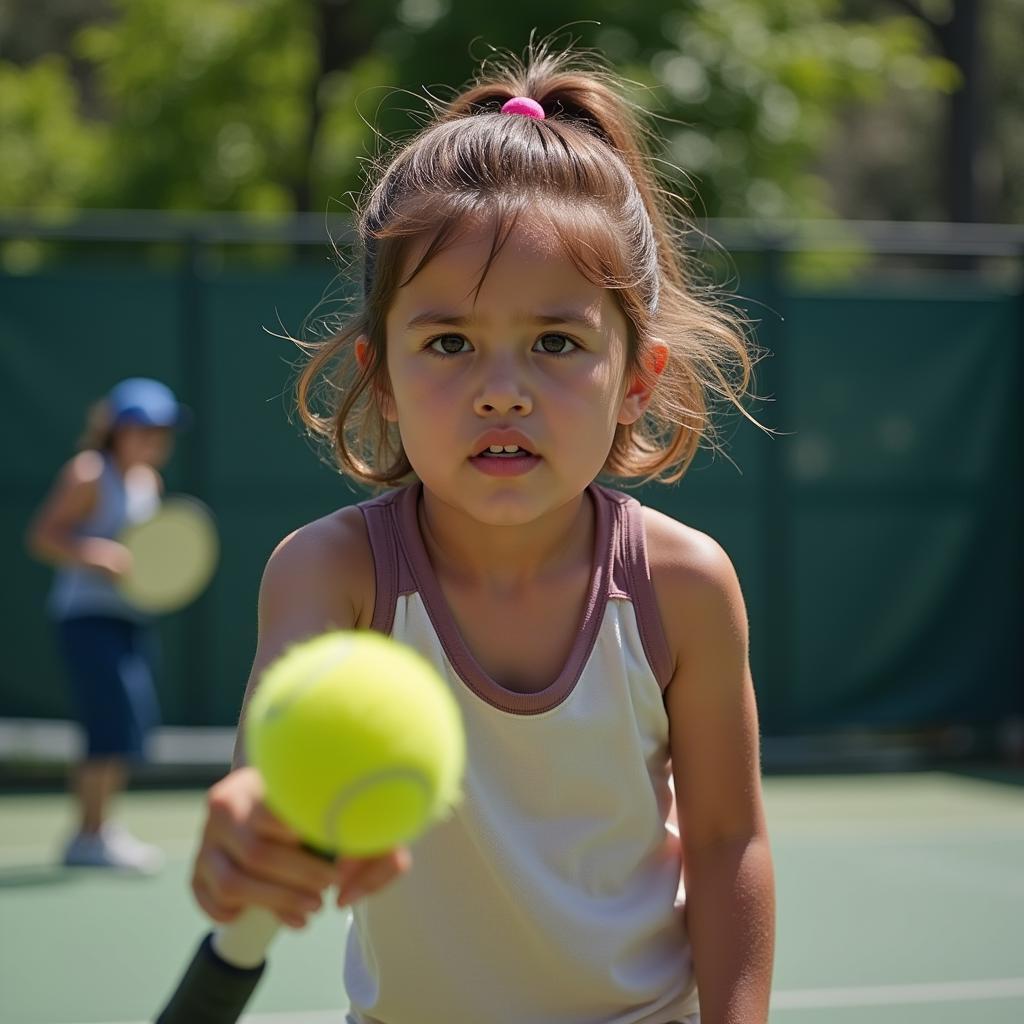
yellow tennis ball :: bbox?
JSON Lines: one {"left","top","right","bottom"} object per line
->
{"left": 245, "top": 631, "right": 465, "bottom": 857}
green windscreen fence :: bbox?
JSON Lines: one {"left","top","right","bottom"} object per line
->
{"left": 1, "top": 254, "right": 1020, "bottom": 734}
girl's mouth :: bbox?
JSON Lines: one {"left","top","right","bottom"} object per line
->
{"left": 477, "top": 444, "right": 532, "bottom": 458}
{"left": 469, "top": 445, "right": 541, "bottom": 476}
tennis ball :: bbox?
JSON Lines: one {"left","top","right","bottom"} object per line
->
{"left": 245, "top": 631, "right": 465, "bottom": 857}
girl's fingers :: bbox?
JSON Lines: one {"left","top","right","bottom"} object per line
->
{"left": 337, "top": 848, "right": 411, "bottom": 907}
{"left": 217, "top": 827, "right": 337, "bottom": 897}
{"left": 194, "top": 770, "right": 329, "bottom": 929}
{"left": 335, "top": 853, "right": 363, "bottom": 893}
{"left": 196, "top": 771, "right": 415, "bottom": 925}
{"left": 250, "top": 800, "right": 304, "bottom": 843}
{"left": 205, "top": 769, "right": 267, "bottom": 838}
{"left": 193, "top": 875, "right": 241, "bottom": 924}
{"left": 199, "top": 846, "right": 323, "bottom": 925}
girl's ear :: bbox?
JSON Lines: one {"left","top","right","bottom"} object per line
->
{"left": 355, "top": 336, "right": 399, "bottom": 423}
{"left": 617, "top": 341, "right": 669, "bottom": 425}
{"left": 355, "top": 335, "right": 371, "bottom": 371}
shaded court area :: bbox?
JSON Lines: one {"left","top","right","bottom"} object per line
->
{"left": 2, "top": 770, "right": 1022, "bottom": 1023}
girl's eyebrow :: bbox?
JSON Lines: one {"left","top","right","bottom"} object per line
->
{"left": 404, "top": 311, "right": 470, "bottom": 330}
{"left": 404, "top": 308, "right": 603, "bottom": 331}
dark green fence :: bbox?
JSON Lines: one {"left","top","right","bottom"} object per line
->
{"left": 1, "top": 214, "right": 1021, "bottom": 736}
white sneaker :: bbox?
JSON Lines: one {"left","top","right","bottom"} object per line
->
{"left": 63, "top": 824, "right": 165, "bottom": 874}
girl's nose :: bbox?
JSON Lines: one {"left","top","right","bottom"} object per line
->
{"left": 473, "top": 369, "right": 533, "bottom": 417}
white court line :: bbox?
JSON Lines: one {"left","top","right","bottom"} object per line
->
{"left": 57, "top": 976, "right": 1024, "bottom": 1023}
{"left": 771, "top": 976, "right": 1024, "bottom": 1009}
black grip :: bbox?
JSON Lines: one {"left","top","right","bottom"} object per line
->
{"left": 155, "top": 932, "right": 267, "bottom": 1024}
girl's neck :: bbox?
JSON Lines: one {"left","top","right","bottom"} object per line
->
{"left": 417, "top": 486, "right": 594, "bottom": 591}
{"left": 107, "top": 450, "right": 153, "bottom": 480}
{"left": 109, "top": 450, "right": 138, "bottom": 475}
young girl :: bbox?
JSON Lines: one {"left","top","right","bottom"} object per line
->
{"left": 27, "top": 377, "right": 188, "bottom": 873}
{"left": 192, "top": 46, "right": 775, "bottom": 1023}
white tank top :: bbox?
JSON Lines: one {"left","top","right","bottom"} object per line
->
{"left": 347, "top": 482, "right": 699, "bottom": 1024}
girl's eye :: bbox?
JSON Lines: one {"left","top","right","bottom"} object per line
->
{"left": 534, "top": 333, "right": 578, "bottom": 356}
{"left": 428, "top": 334, "right": 471, "bottom": 356}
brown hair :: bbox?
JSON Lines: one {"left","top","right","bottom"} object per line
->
{"left": 297, "top": 41, "right": 765, "bottom": 486}
{"left": 76, "top": 399, "right": 116, "bottom": 452}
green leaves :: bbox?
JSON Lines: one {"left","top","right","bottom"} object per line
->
{"left": 74, "top": 0, "right": 316, "bottom": 211}
{"left": 0, "top": 0, "right": 959, "bottom": 219}
{"left": 645, "top": 0, "right": 957, "bottom": 217}
{"left": 0, "top": 56, "right": 107, "bottom": 210}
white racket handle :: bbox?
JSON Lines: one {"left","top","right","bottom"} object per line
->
{"left": 211, "top": 906, "right": 283, "bottom": 968}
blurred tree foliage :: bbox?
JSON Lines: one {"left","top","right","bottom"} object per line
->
{"left": 0, "top": 54, "right": 108, "bottom": 210}
{"left": 0, "top": 0, "right": 979, "bottom": 219}
{"left": 833, "top": 0, "right": 1024, "bottom": 224}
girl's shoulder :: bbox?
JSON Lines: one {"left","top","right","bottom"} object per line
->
{"left": 641, "top": 504, "right": 747, "bottom": 672}
{"left": 64, "top": 449, "right": 106, "bottom": 486}
{"left": 28, "top": 452, "right": 105, "bottom": 541}
{"left": 641, "top": 504, "right": 733, "bottom": 579}
{"left": 262, "top": 503, "right": 377, "bottom": 632}
{"left": 48, "top": 450, "right": 105, "bottom": 507}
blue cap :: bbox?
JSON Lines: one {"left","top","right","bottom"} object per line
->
{"left": 107, "top": 378, "right": 191, "bottom": 429}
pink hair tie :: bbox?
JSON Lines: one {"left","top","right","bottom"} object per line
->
{"left": 501, "top": 96, "right": 545, "bottom": 120}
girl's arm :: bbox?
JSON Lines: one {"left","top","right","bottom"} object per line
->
{"left": 653, "top": 517, "right": 775, "bottom": 1024}
{"left": 230, "top": 507, "right": 375, "bottom": 770}
{"left": 193, "top": 506, "right": 404, "bottom": 929}
{"left": 25, "top": 452, "right": 130, "bottom": 578}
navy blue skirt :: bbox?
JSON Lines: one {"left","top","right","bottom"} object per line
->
{"left": 56, "top": 616, "right": 161, "bottom": 760}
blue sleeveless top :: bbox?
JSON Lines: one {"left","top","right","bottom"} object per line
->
{"left": 48, "top": 454, "right": 160, "bottom": 623}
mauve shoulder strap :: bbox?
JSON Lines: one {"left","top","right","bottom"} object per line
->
{"left": 357, "top": 489, "right": 403, "bottom": 636}
{"left": 604, "top": 487, "right": 675, "bottom": 692}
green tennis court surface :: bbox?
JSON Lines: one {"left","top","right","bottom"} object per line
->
{"left": 2, "top": 771, "right": 1022, "bottom": 1023}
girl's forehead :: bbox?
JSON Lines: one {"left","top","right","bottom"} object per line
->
{"left": 394, "top": 215, "right": 604, "bottom": 310}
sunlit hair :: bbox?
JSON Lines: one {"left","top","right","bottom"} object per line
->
{"left": 297, "top": 41, "right": 765, "bottom": 486}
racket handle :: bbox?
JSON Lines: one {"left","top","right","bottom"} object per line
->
{"left": 155, "top": 908, "right": 281, "bottom": 1024}
{"left": 212, "top": 906, "right": 283, "bottom": 967}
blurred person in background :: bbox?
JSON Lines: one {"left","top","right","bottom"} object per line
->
{"left": 26, "top": 378, "right": 189, "bottom": 873}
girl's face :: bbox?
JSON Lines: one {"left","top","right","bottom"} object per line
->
{"left": 381, "top": 215, "right": 653, "bottom": 526}
{"left": 112, "top": 424, "right": 174, "bottom": 469}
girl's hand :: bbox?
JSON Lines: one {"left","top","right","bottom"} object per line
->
{"left": 192, "top": 767, "right": 335, "bottom": 929}
{"left": 335, "top": 846, "right": 412, "bottom": 908}
{"left": 80, "top": 537, "right": 134, "bottom": 580}
{"left": 191, "top": 767, "right": 411, "bottom": 929}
